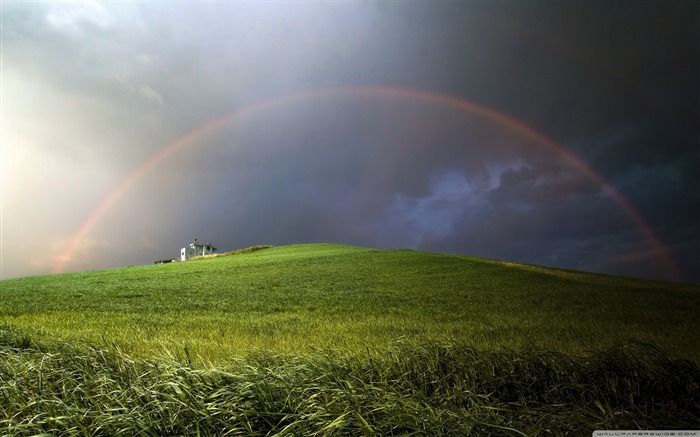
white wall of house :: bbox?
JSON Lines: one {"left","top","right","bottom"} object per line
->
{"left": 181, "top": 241, "right": 217, "bottom": 261}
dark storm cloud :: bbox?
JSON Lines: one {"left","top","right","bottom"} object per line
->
{"left": 567, "top": 120, "right": 700, "bottom": 281}
{"left": 381, "top": 1, "right": 699, "bottom": 156}
{"left": 2, "top": 1, "right": 697, "bottom": 282}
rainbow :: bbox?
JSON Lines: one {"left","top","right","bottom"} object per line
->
{"left": 53, "top": 86, "right": 682, "bottom": 280}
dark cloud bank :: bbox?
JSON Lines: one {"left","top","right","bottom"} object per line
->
{"left": 2, "top": 2, "right": 698, "bottom": 282}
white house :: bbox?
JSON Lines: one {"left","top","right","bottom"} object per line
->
{"left": 181, "top": 238, "right": 217, "bottom": 261}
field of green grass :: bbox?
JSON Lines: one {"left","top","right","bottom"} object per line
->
{"left": 2, "top": 244, "right": 698, "bottom": 363}
{"left": 2, "top": 244, "right": 699, "bottom": 435}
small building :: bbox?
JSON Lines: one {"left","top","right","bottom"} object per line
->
{"left": 181, "top": 238, "right": 217, "bottom": 261}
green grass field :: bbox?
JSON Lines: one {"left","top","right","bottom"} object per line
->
{"left": 1, "top": 244, "right": 699, "bottom": 435}
{"left": 2, "top": 244, "right": 698, "bottom": 363}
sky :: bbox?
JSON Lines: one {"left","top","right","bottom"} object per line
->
{"left": 1, "top": 1, "right": 698, "bottom": 283}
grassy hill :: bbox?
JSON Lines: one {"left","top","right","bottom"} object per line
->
{"left": 2, "top": 244, "right": 699, "bottom": 434}
{"left": 2, "top": 243, "right": 698, "bottom": 363}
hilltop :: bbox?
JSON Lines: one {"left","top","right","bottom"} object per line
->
{"left": 2, "top": 243, "right": 698, "bottom": 364}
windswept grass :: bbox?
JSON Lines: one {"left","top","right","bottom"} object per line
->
{"left": 2, "top": 244, "right": 699, "bottom": 435}
{"left": 1, "top": 325, "right": 698, "bottom": 436}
